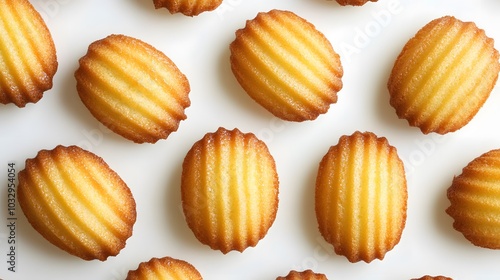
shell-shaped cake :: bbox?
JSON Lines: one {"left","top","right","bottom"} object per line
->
{"left": 153, "top": 0, "right": 223, "bottom": 16}
{"left": 0, "top": 0, "right": 58, "bottom": 107}
{"left": 388, "top": 16, "right": 500, "bottom": 134}
{"left": 230, "top": 9, "right": 343, "bottom": 122}
{"left": 276, "top": 270, "right": 328, "bottom": 280}
{"left": 75, "top": 34, "right": 190, "bottom": 144}
{"left": 447, "top": 149, "right": 500, "bottom": 249}
{"left": 181, "top": 127, "right": 279, "bottom": 253}
{"left": 126, "top": 256, "right": 203, "bottom": 280}
{"left": 17, "top": 145, "right": 136, "bottom": 261}
{"left": 335, "top": 0, "right": 377, "bottom": 6}
{"left": 412, "top": 276, "right": 453, "bottom": 280}
{"left": 315, "top": 131, "right": 407, "bottom": 262}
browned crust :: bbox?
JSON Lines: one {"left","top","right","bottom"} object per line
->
{"left": 75, "top": 34, "right": 190, "bottom": 144}
{"left": 412, "top": 276, "right": 453, "bottom": 280}
{"left": 229, "top": 9, "right": 343, "bottom": 122}
{"left": 335, "top": 0, "right": 378, "bottom": 6}
{"left": 446, "top": 149, "right": 500, "bottom": 249}
{"left": 315, "top": 131, "right": 407, "bottom": 262}
{"left": 0, "top": 0, "right": 58, "bottom": 107}
{"left": 17, "top": 145, "right": 136, "bottom": 261}
{"left": 181, "top": 127, "right": 279, "bottom": 253}
{"left": 387, "top": 16, "right": 500, "bottom": 134}
{"left": 276, "top": 269, "right": 328, "bottom": 280}
{"left": 126, "top": 256, "right": 203, "bottom": 280}
{"left": 153, "top": 0, "right": 223, "bottom": 16}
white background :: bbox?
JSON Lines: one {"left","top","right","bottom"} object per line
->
{"left": 2, "top": 0, "right": 500, "bottom": 279}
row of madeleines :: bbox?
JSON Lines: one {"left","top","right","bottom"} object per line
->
{"left": 2, "top": 1, "right": 499, "bottom": 136}
{"left": 19, "top": 129, "right": 477, "bottom": 280}
{"left": 3, "top": 0, "right": 500, "bottom": 279}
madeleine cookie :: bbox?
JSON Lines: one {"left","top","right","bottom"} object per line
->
{"left": 276, "top": 270, "right": 327, "bottom": 280}
{"left": 75, "top": 34, "right": 190, "bottom": 144}
{"left": 126, "top": 256, "right": 202, "bottom": 280}
{"left": 446, "top": 149, "right": 500, "bottom": 249}
{"left": 335, "top": 0, "right": 377, "bottom": 6}
{"left": 17, "top": 145, "right": 136, "bottom": 261}
{"left": 315, "top": 131, "right": 407, "bottom": 262}
{"left": 412, "top": 276, "right": 453, "bottom": 280}
{"left": 388, "top": 16, "right": 500, "bottom": 134}
{"left": 0, "top": 0, "right": 58, "bottom": 107}
{"left": 181, "top": 127, "right": 279, "bottom": 253}
{"left": 153, "top": 0, "right": 223, "bottom": 16}
{"left": 230, "top": 9, "right": 343, "bottom": 122}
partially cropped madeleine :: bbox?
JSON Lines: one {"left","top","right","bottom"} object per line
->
{"left": 315, "top": 131, "right": 407, "bottom": 262}
{"left": 412, "top": 276, "right": 453, "bottom": 280}
{"left": 388, "top": 16, "right": 500, "bottom": 134}
{"left": 17, "top": 145, "right": 136, "bottom": 261}
{"left": 153, "top": 0, "right": 223, "bottom": 16}
{"left": 75, "top": 34, "right": 190, "bottom": 144}
{"left": 335, "top": 0, "right": 377, "bottom": 6}
{"left": 0, "top": 0, "right": 58, "bottom": 107}
{"left": 181, "top": 127, "right": 279, "bottom": 253}
{"left": 276, "top": 269, "right": 328, "bottom": 280}
{"left": 447, "top": 149, "right": 500, "bottom": 249}
{"left": 126, "top": 256, "right": 202, "bottom": 280}
{"left": 230, "top": 9, "right": 343, "bottom": 122}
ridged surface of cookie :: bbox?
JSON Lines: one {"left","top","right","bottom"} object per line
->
{"left": 17, "top": 145, "right": 136, "bottom": 261}
{"left": 153, "top": 0, "right": 223, "bottom": 16}
{"left": 0, "top": 0, "right": 58, "bottom": 107}
{"left": 447, "top": 149, "right": 500, "bottom": 249}
{"left": 75, "top": 34, "right": 190, "bottom": 144}
{"left": 181, "top": 127, "right": 279, "bottom": 253}
{"left": 126, "top": 256, "right": 203, "bottom": 280}
{"left": 276, "top": 269, "right": 328, "bottom": 280}
{"left": 230, "top": 9, "right": 343, "bottom": 122}
{"left": 335, "top": 0, "right": 377, "bottom": 6}
{"left": 315, "top": 131, "right": 407, "bottom": 262}
{"left": 412, "top": 276, "right": 453, "bottom": 280}
{"left": 388, "top": 16, "right": 500, "bottom": 134}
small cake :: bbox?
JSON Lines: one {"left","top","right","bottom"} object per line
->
{"left": 335, "top": 0, "right": 377, "bottom": 6}
{"left": 276, "top": 270, "right": 328, "bottom": 280}
{"left": 388, "top": 16, "right": 500, "bottom": 134}
{"left": 446, "top": 149, "right": 500, "bottom": 249}
{"left": 126, "top": 256, "right": 203, "bottom": 280}
{"left": 0, "top": 0, "right": 58, "bottom": 107}
{"left": 17, "top": 145, "right": 136, "bottom": 261}
{"left": 412, "top": 276, "right": 453, "bottom": 280}
{"left": 153, "top": 0, "right": 223, "bottom": 16}
{"left": 315, "top": 131, "right": 407, "bottom": 262}
{"left": 75, "top": 34, "right": 190, "bottom": 144}
{"left": 181, "top": 127, "right": 279, "bottom": 253}
{"left": 230, "top": 9, "right": 343, "bottom": 122}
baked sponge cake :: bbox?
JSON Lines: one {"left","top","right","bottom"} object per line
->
{"left": 446, "top": 149, "right": 500, "bottom": 249}
{"left": 315, "top": 131, "right": 407, "bottom": 262}
{"left": 335, "top": 0, "right": 377, "bottom": 6}
{"left": 126, "top": 256, "right": 202, "bottom": 280}
{"left": 230, "top": 9, "right": 343, "bottom": 122}
{"left": 388, "top": 16, "right": 500, "bottom": 134}
{"left": 0, "top": 0, "right": 58, "bottom": 107}
{"left": 17, "top": 145, "right": 136, "bottom": 261}
{"left": 181, "top": 127, "right": 279, "bottom": 253}
{"left": 276, "top": 270, "right": 328, "bottom": 280}
{"left": 153, "top": 0, "right": 223, "bottom": 16}
{"left": 412, "top": 276, "right": 453, "bottom": 280}
{"left": 75, "top": 34, "right": 190, "bottom": 144}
